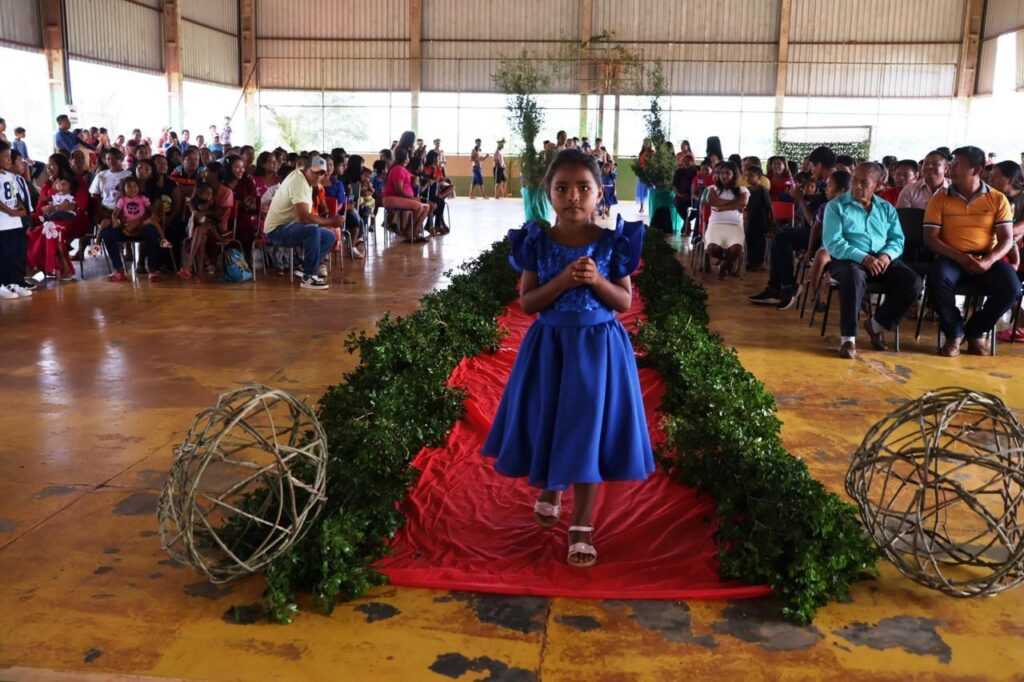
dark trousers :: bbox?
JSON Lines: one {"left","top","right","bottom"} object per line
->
{"left": 0, "top": 227, "right": 28, "bottom": 285}
{"left": 767, "top": 225, "right": 810, "bottom": 291}
{"left": 928, "top": 255, "right": 1022, "bottom": 340}
{"left": 101, "top": 224, "right": 162, "bottom": 271}
{"left": 746, "top": 218, "right": 768, "bottom": 266}
{"left": 165, "top": 218, "right": 187, "bottom": 270}
{"left": 831, "top": 259, "right": 923, "bottom": 338}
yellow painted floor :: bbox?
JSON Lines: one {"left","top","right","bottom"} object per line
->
{"left": 1, "top": 199, "right": 1022, "bottom": 682}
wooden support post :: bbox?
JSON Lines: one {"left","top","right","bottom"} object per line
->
{"left": 577, "top": 0, "right": 593, "bottom": 136}
{"left": 163, "top": 0, "right": 184, "bottom": 130}
{"left": 410, "top": 0, "right": 422, "bottom": 133}
{"left": 774, "top": 0, "right": 793, "bottom": 135}
{"left": 956, "top": 0, "right": 986, "bottom": 98}
{"left": 40, "top": 0, "right": 70, "bottom": 127}
{"left": 239, "top": 0, "right": 258, "bottom": 143}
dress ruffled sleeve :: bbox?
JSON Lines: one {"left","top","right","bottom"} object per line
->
{"left": 507, "top": 220, "right": 545, "bottom": 273}
{"left": 610, "top": 219, "right": 645, "bottom": 279}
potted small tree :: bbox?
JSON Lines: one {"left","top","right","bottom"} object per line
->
{"left": 631, "top": 63, "right": 678, "bottom": 233}
{"left": 493, "top": 51, "right": 553, "bottom": 225}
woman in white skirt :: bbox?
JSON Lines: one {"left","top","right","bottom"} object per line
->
{"left": 705, "top": 161, "right": 749, "bottom": 278}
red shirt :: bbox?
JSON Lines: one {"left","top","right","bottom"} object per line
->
{"left": 878, "top": 186, "right": 901, "bottom": 206}
{"left": 383, "top": 165, "right": 414, "bottom": 198}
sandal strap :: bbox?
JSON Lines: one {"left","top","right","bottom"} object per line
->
{"left": 568, "top": 542, "right": 597, "bottom": 558}
{"left": 534, "top": 501, "right": 561, "bottom": 517}
{"left": 568, "top": 525, "right": 593, "bottom": 533}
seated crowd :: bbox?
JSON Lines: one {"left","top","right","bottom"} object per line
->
{"left": 0, "top": 118, "right": 459, "bottom": 293}
{"left": 678, "top": 143, "right": 1023, "bottom": 358}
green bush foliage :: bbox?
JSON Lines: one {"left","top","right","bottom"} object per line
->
{"left": 633, "top": 235, "right": 878, "bottom": 623}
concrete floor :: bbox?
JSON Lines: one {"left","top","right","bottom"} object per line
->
{"left": 1, "top": 198, "right": 1022, "bottom": 682}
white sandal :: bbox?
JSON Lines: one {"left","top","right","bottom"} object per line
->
{"left": 533, "top": 499, "right": 561, "bottom": 528}
{"left": 567, "top": 525, "right": 597, "bottom": 568}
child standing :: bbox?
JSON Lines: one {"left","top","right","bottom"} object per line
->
{"left": 600, "top": 159, "right": 618, "bottom": 219}
{"left": 483, "top": 148, "right": 653, "bottom": 568}
{"left": 0, "top": 142, "right": 32, "bottom": 299}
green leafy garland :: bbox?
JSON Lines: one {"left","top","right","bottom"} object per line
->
{"left": 249, "top": 231, "right": 876, "bottom": 625}
{"left": 259, "top": 242, "right": 518, "bottom": 622}
{"left": 633, "top": 235, "right": 878, "bottom": 623}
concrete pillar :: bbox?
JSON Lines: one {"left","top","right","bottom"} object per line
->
{"left": 40, "top": 0, "right": 70, "bottom": 130}
{"left": 163, "top": 0, "right": 185, "bottom": 130}
{"left": 239, "top": 0, "right": 258, "bottom": 144}
{"left": 410, "top": 0, "right": 422, "bottom": 132}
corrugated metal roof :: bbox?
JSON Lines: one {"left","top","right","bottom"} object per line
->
{"left": 1017, "top": 29, "right": 1024, "bottom": 90}
{"left": 182, "top": 21, "right": 239, "bottom": 85}
{"left": 257, "top": 39, "right": 409, "bottom": 91}
{"left": 791, "top": 0, "right": 966, "bottom": 43}
{"left": 421, "top": 41, "right": 573, "bottom": 93}
{"left": 0, "top": 0, "right": 42, "bottom": 50}
{"left": 637, "top": 42, "right": 776, "bottom": 96}
{"left": 788, "top": 43, "right": 959, "bottom": 97}
{"left": 976, "top": 37, "right": 998, "bottom": 95}
{"left": 66, "top": 0, "right": 164, "bottom": 73}
{"left": 593, "top": 0, "right": 778, "bottom": 43}
{"left": 984, "top": 0, "right": 1024, "bottom": 38}
{"left": 790, "top": 0, "right": 966, "bottom": 42}
{"left": 256, "top": 0, "right": 408, "bottom": 40}
{"left": 182, "top": 0, "right": 238, "bottom": 35}
{"left": 424, "top": 0, "right": 580, "bottom": 41}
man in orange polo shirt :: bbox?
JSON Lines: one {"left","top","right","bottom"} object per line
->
{"left": 924, "top": 146, "right": 1021, "bottom": 356}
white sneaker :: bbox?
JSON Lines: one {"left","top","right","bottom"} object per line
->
{"left": 318, "top": 264, "right": 329, "bottom": 278}
{"left": 10, "top": 284, "right": 33, "bottom": 297}
{"left": 0, "top": 285, "right": 19, "bottom": 300}
{"left": 300, "top": 275, "right": 329, "bottom": 290}
{"left": 352, "top": 247, "right": 364, "bottom": 259}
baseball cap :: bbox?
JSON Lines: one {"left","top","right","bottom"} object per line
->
{"left": 309, "top": 156, "right": 328, "bottom": 172}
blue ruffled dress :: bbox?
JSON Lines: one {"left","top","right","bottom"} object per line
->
{"left": 481, "top": 220, "right": 656, "bottom": 492}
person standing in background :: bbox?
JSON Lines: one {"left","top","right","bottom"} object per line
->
{"left": 494, "top": 139, "right": 508, "bottom": 199}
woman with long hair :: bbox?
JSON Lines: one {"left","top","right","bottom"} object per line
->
{"left": 766, "top": 155, "right": 794, "bottom": 201}
{"left": 27, "top": 154, "right": 90, "bottom": 279}
{"left": 635, "top": 138, "right": 653, "bottom": 214}
{"left": 704, "top": 161, "right": 749, "bottom": 278}
{"left": 223, "top": 153, "right": 260, "bottom": 254}
{"left": 382, "top": 147, "right": 430, "bottom": 242}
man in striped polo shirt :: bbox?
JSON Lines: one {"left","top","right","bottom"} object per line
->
{"left": 923, "top": 146, "right": 1021, "bottom": 356}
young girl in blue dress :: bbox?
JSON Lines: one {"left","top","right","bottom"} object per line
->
{"left": 482, "top": 148, "right": 654, "bottom": 568}
{"left": 599, "top": 158, "right": 618, "bottom": 218}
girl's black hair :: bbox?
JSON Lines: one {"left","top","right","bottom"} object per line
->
{"left": 255, "top": 151, "right": 274, "bottom": 175}
{"left": 47, "top": 153, "right": 76, "bottom": 184}
{"left": 394, "top": 147, "right": 410, "bottom": 165}
{"left": 425, "top": 149, "right": 439, "bottom": 166}
{"left": 343, "top": 155, "right": 365, "bottom": 185}
{"left": 398, "top": 131, "right": 416, "bottom": 151}
{"left": 994, "top": 160, "right": 1024, "bottom": 192}
{"left": 543, "top": 148, "right": 602, "bottom": 194}
{"left": 830, "top": 169, "right": 853, "bottom": 193}
{"left": 714, "top": 161, "right": 741, "bottom": 194}
{"left": 372, "top": 159, "right": 387, "bottom": 174}
{"left": 223, "top": 154, "right": 244, "bottom": 174}
{"left": 205, "top": 160, "right": 225, "bottom": 183}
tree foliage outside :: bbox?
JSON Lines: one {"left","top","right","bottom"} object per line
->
{"left": 492, "top": 51, "right": 551, "bottom": 189}
{"left": 631, "top": 63, "right": 676, "bottom": 191}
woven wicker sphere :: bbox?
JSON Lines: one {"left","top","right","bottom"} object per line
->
{"left": 158, "top": 385, "right": 328, "bottom": 583}
{"left": 846, "top": 387, "right": 1024, "bottom": 598}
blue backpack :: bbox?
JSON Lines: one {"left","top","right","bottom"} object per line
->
{"left": 221, "top": 247, "right": 254, "bottom": 282}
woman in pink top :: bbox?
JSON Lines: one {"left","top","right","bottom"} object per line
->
{"left": 382, "top": 147, "right": 429, "bottom": 242}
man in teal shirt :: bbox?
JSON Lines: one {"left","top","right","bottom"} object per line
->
{"left": 824, "top": 162, "right": 923, "bottom": 359}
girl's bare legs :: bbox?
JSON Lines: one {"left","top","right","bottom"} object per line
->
{"left": 721, "top": 244, "right": 743, "bottom": 278}
{"left": 807, "top": 250, "right": 831, "bottom": 309}
{"left": 568, "top": 482, "right": 599, "bottom": 565}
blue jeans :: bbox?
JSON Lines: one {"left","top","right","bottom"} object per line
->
{"left": 267, "top": 222, "right": 337, "bottom": 277}
{"left": 928, "top": 255, "right": 1022, "bottom": 340}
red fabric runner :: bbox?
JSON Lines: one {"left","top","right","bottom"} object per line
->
{"left": 375, "top": 288, "right": 771, "bottom": 600}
